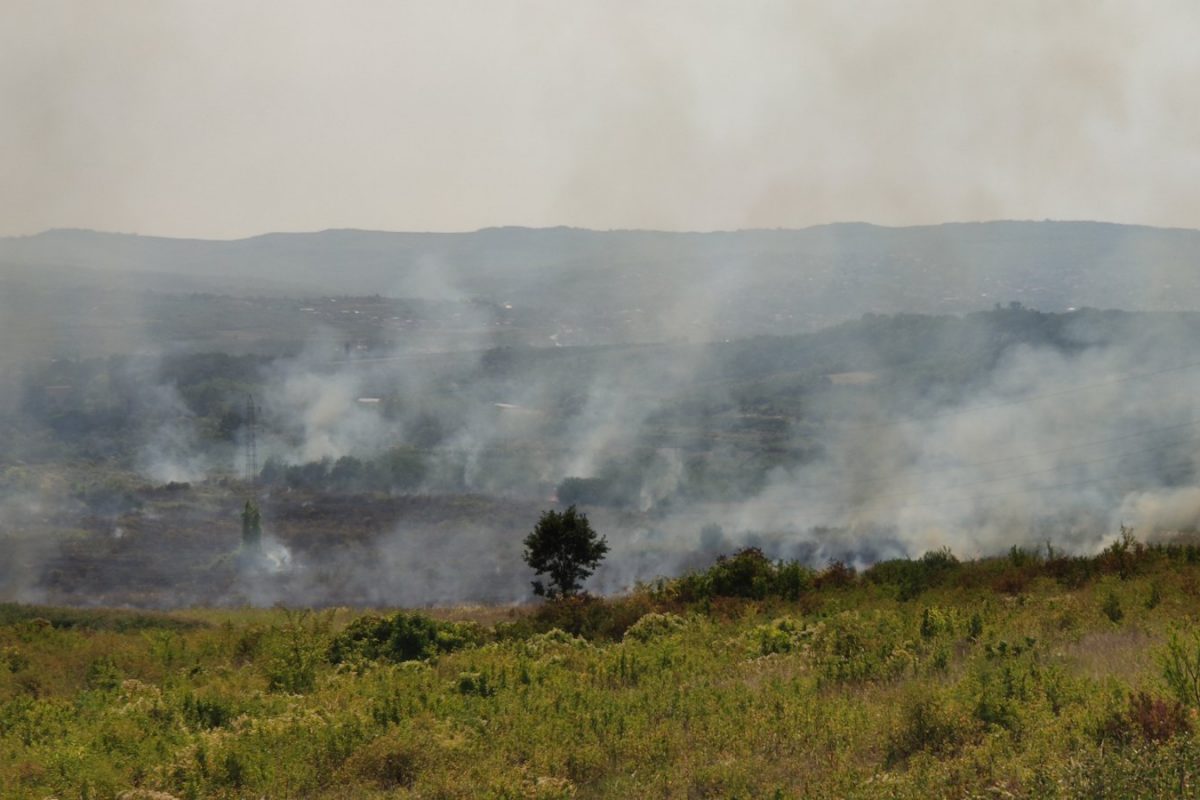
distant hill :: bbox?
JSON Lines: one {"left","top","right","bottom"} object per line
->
{"left": 3, "top": 221, "right": 1199, "bottom": 340}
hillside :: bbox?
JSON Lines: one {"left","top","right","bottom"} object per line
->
{"left": 4, "top": 222, "right": 1200, "bottom": 345}
{"left": 2, "top": 540, "right": 1199, "bottom": 798}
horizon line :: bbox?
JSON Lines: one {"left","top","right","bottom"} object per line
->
{"left": 4, "top": 218, "right": 1194, "bottom": 244}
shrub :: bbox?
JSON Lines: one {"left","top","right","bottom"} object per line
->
{"left": 866, "top": 548, "right": 959, "bottom": 601}
{"left": 262, "top": 611, "right": 329, "bottom": 693}
{"left": 706, "top": 547, "right": 777, "bottom": 599}
{"left": 1129, "top": 692, "right": 1189, "bottom": 742}
{"left": 1100, "top": 691, "right": 1191, "bottom": 744}
{"left": 920, "top": 607, "right": 952, "bottom": 640}
{"left": 668, "top": 549, "right": 814, "bottom": 602}
{"left": 886, "top": 689, "right": 972, "bottom": 765}
{"left": 972, "top": 681, "right": 1022, "bottom": 733}
{"left": 85, "top": 656, "right": 122, "bottom": 692}
{"left": 1044, "top": 553, "right": 1096, "bottom": 589}
{"left": 1102, "top": 591, "right": 1124, "bottom": 623}
{"left": 774, "top": 560, "right": 814, "bottom": 600}
{"left": 808, "top": 611, "right": 914, "bottom": 684}
{"left": 992, "top": 567, "right": 1031, "bottom": 596}
{"left": 1099, "top": 525, "right": 1143, "bottom": 580}
{"left": 521, "top": 628, "right": 592, "bottom": 656}
{"left": 1160, "top": 629, "right": 1200, "bottom": 709}
{"left": 750, "top": 617, "right": 807, "bottom": 656}
{"left": 814, "top": 560, "right": 857, "bottom": 590}
{"left": 456, "top": 671, "right": 496, "bottom": 697}
{"left": 1, "top": 645, "right": 29, "bottom": 673}
{"left": 967, "top": 612, "right": 984, "bottom": 641}
{"left": 968, "top": 639, "right": 1042, "bottom": 734}
{"left": 623, "top": 612, "right": 686, "bottom": 643}
{"left": 1008, "top": 545, "right": 1038, "bottom": 568}
{"left": 328, "top": 612, "right": 482, "bottom": 665}
{"left": 180, "top": 691, "right": 236, "bottom": 730}
{"left": 532, "top": 593, "right": 652, "bottom": 641}
{"left": 339, "top": 732, "right": 420, "bottom": 790}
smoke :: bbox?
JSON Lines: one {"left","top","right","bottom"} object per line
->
{"left": 7, "top": 1, "right": 1200, "bottom": 608}
{"left": 5, "top": 3, "right": 1200, "bottom": 236}
{"left": 249, "top": 307, "right": 1200, "bottom": 598}
{"left": 136, "top": 382, "right": 212, "bottom": 483}
{"left": 715, "top": 318, "right": 1200, "bottom": 567}
{"left": 9, "top": 228, "right": 1200, "bottom": 609}
{"left": 264, "top": 350, "right": 393, "bottom": 464}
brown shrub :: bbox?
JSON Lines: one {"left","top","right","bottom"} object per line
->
{"left": 814, "top": 560, "right": 856, "bottom": 590}
{"left": 533, "top": 592, "right": 656, "bottom": 641}
{"left": 992, "top": 567, "right": 1031, "bottom": 596}
{"left": 1100, "top": 692, "right": 1191, "bottom": 744}
{"left": 340, "top": 734, "right": 421, "bottom": 789}
{"left": 1130, "top": 692, "right": 1192, "bottom": 742}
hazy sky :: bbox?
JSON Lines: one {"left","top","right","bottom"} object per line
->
{"left": 3, "top": 1, "right": 1199, "bottom": 238}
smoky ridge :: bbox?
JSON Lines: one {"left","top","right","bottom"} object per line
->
{"left": 6, "top": 247, "right": 1200, "bottom": 609}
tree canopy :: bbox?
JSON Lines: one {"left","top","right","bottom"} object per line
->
{"left": 522, "top": 505, "right": 609, "bottom": 598}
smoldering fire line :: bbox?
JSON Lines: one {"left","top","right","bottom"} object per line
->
{"left": 8, "top": 307, "right": 1200, "bottom": 606}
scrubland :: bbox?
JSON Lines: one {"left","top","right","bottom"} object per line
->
{"left": 5, "top": 535, "right": 1200, "bottom": 798}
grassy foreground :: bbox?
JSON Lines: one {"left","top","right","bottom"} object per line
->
{"left": 8, "top": 536, "right": 1200, "bottom": 798}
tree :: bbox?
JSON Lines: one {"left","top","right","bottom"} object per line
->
{"left": 241, "top": 499, "right": 262, "bottom": 553}
{"left": 522, "top": 505, "right": 609, "bottom": 598}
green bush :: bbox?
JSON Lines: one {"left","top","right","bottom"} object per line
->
{"left": 180, "top": 690, "right": 237, "bottom": 730}
{"left": 967, "top": 612, "right": 984, "bottom": 641}
{"left": 1102, "top": 591, "right": 1124, "bottom": 623}
{"left": 532, "top": 593, "right": 652, "bottom": 641}
{"left": 706, "top": 547, "right": 776, "bottom": 599}
{"left": 886, "top": 688, "right": 973, "bottom": 764}
{"left": 262, "top": 610, "right": 331, "bottom": 693}
{"left": 808, "top": 611, "right": 915, "bottom": 684}
{"left": 750, "top": 617, "right": 808, "bottom": 656}
{"left": 623, "top": 612, "right": 686, "bottom": 643}
{"left": 84, "top": 656, "right": 122, "bottom": 692}
{"left": 327, "top": 612, "right": 482, "bottom": 666}
{"left": 866, "top": 548, "right": 959, "bottom": 600}
{"left": 920, "top": 606, "right": 952, "bottom": 639}
{"left": 668, "top": 548, "right": 814, "bottom": 602}
{"left": 339, "top": 730, "right": 421, "bottom": 790}
{"left": 456, "top": 671, "right": 497, "bottom": 697}
{"left": 1161, "top": 629, "right": 1200, "bottom": 709}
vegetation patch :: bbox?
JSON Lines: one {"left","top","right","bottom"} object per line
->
{"left": 6, "top": 532, "right": 1200, "bottom": 797}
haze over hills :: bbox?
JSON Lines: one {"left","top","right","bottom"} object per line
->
{"left": 7, "top": 217, "right": 1200, "bottom": 606}
{"left": 3, "top": 221, "right": 1200, "bottom": 346}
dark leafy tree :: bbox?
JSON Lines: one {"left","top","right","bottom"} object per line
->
{"left": 522, "top": 506, "right": 609, "bottom": 598}
{"left": 241, "top": 500, "right": 262, "bottom": 553}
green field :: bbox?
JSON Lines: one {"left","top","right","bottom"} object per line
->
{"left": 5, "top": 536, "right": 1200, "bottom": 799}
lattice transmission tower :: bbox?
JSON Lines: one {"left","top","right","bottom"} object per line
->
{"left": 244, "top": 394, "right": 258, "bottom": 483}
